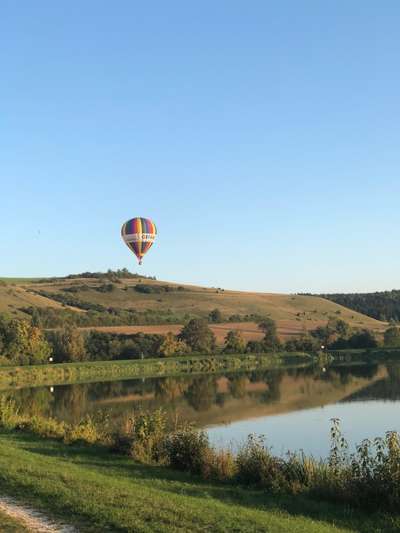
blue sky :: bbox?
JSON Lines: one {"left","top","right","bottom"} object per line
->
{"left": 1, "top": 1, "right": 399, "bottom": 293}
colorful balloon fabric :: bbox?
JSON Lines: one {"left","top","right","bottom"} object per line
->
{"left": 121, "top": 217, "right": 157, "bottom": 264}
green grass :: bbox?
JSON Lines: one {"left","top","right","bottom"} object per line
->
{"left": 0, "top": 278, "right": 43, "bottom": 284}
{"left": 0, "top": 510, "right": 28, "bottom": 532}
{"left": 0, "top": 431, "right": 397, "bottom": 533}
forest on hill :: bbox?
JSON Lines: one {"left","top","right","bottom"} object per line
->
{"left": 316, "top": 290, "right": 400, "bottom": 322}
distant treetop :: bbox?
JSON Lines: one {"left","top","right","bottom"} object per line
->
{"left": 34, "top": 269, "right": 157, "bottom": 283}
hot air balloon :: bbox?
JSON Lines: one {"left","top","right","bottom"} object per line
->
{"left": 121, "top": 217, "right": 157, "bottom": 265}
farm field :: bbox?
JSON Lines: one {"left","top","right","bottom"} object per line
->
{"left": 81, "top": 319, "right": 332, "bottom": 343}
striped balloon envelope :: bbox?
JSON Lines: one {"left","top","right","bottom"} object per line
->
{"left": 121, "top": 217, "right": 157, "bottom": 265}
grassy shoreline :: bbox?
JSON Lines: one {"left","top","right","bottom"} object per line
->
{"left": 0, "top": 429, "right": 397, "bottom": 533}
{"left": 0, "top": 347, "right": 400, "bottom": 390}
{"left": 0, "top": 352, "right": 312, "bottom": 389}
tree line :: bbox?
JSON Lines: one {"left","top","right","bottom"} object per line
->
{"left": 1, "top": 311, "right": 399, "bottom": 366}
{"left": 313, "top": 290, "right": 400, "bottom": 322}
{"left": 33, "top": 268, "right": 157, "bottom": 283}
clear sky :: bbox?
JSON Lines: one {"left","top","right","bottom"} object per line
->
{"left": 1, "top": 1, "right": 399, "bottom": 293}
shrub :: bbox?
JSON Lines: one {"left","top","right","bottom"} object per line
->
{"left": 165, "top": 427, "right": 211, "bottom": 474}
{"left": 17, "top": 415, "right": 67, "bottom": 440}
{"left": 0, "top": 396, "right": 19, "bottom": 430}
{"left": 282, "top": 451, "right": 327, "bottom": 494}
{"left": 208, "top": 308, "right": 223, "bottom": 323}
{"left": 236, "top": 434, "right": 286, "bottom": 491}
{"left": 204, "top": 448, "right": 237, "bottom": 481}
{"left": 65, "top": 415, "right": 102, "bottom": 444}
{"left": 345, "top": 431, "right": 400, "bottom": 509}
{"left": 115, "top": 409, "right": 168, "bottom": 464}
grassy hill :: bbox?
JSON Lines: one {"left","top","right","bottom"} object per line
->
{"left": 0, "top": 274, "right": 384, "bottom": 341}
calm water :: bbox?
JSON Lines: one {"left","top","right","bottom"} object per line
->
{"left": 6, "top": 362, "right": 400, "bottom": 458}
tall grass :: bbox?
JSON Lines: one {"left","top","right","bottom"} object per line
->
{"left": 0, "top": 397, "right": 399, "bottom": 513}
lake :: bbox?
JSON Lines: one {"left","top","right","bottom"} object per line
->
{"left": 5, "top": 361, "right": 400, "bottom": 458}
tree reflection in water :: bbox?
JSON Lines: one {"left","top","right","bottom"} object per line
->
{"left": 184, "top": 376, "right": 218, "bottom": 411}
{"left": 6, "top": 361, "right": 397, "bottom": 427}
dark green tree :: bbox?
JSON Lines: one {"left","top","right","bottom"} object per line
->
{"left": 245, "top": 340, "right": 265, "bottom": 353}
{"left": 178, "top": 319, "right": 216, "bottom": 353}
{"left": 384, "top": 326, "right": 400, "bottom": 347}
{"left": 348, "top": 329, "right": 378, "bottom": 349}
{"left": 0, "top": 316, "right": 52, "bottom": 365}
{"left": 223, "top": 330, "right": 246, "bottom": 354}
{"left": 208, "top": 308, "right": 223, "bottom": 323}
{"left": 332, "top": 319, "right": 351, "bottom": 338}
{"left": 258, "top": 318, "right": 281, "bottom": 351}
{"left": 285, "top": 334, "right": 320, "bottom": 352}
{"left": 49, "top": 325, "right": 86, "bottom": 363}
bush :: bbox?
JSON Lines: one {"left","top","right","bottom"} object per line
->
{"left": 17, "top": 415, "right": 67, "bottom": 440}
{"left": 344, "top": 431, "right": 400, "bottom": 509}
{"left": 0, "top": 396, "right": 19, "bottom": 430}
{"left": 114, "top": 409, "right": 168, "bottom": 464}
{"left": 165, "top": 427, "right": 211, "bottom": 474}
{"left": 65, "top": 415, "right": 102, "bottom": 444}
{"left": 134, "top": 284, "right": 177, "bottom": 294}
{"left": 204, "top": 448, "right": 237, "bottom": 481}
{"left": 236, "top": 434, "right": 286, "bottom": 491}
{"left": 208, "top": 309, "right": 223, "bottom": 323}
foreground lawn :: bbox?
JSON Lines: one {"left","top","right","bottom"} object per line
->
{"left": 0, "top": 431, "right": 398, "bottom": 533}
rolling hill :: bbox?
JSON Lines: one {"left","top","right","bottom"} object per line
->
{"left": 0, "top": 274, "right": 385, "bottom": 343}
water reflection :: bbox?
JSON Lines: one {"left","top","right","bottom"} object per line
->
{"left": 6, "top": 362, "right": 393, "bottom": 425}
{"left": 6, "top": 362, "right": 400, "bottom": 455}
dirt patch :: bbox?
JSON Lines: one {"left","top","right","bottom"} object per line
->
{"left": 0, "top": 496, "right": 76, "bottom": 532}
{"left": 80, "top": 319, "right": 326, "bottom": 344}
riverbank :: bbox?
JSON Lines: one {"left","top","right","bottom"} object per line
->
{"left": 1, "top": 348, "right": 399, "bottom": 390}
{"left": 0, "top": 352, "right": 312, "bottom": 389}
{"left": 0, "top": 430, "right": 397, "bottom": 532}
